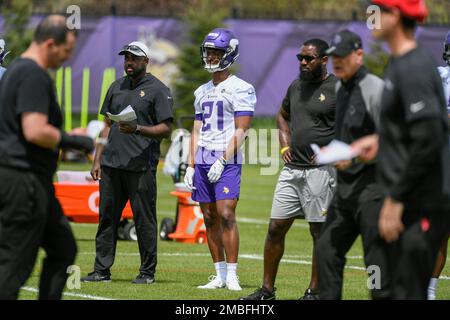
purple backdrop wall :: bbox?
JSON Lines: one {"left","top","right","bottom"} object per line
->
{"left": 1, "top": 16, "right": 449, "bottom": 116}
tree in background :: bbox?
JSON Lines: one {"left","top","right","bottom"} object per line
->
{"left": 4, "top": 0, "right": 449, "bottom": 24}
{"left": 172, "top": 7, "right": 227, "bottom": 129}
{"left": 364, "top": 41, "right": 389, "bottom": 78}
{"left": 1, "top": 0, "right": 34, "bottom": 66}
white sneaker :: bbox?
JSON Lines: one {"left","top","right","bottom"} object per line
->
{"left": 197, "top": 275, "right": 226, "bottom": 289}
{"left": 226, "top": 275, "right": 242, "bottom": 291}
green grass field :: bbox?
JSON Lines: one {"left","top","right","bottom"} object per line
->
{"left": 19, "top": 162, "right": 450, "bottom": 300}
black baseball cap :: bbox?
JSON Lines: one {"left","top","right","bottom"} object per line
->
{"left": 326, "top": 30, "right": 363, "bottom": 57}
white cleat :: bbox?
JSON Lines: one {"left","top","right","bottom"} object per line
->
{"left": 226, "top": 275, "right": 242, "bottom": 291}
{"left": 197, "top": 275, "right": 226, "bottom": 289}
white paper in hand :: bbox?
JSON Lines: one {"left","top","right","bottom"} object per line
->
{"left": 311, "top": 140, "right": 359, "bottom": 165}
{"left": 56, "top": 171, "right": 97, "bottom": 184}
{"left": 106, "top": 105, "right": 137, "bottom": 122}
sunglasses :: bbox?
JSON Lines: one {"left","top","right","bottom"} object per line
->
{"left": 296, "top": 54, "right": 320, "bottom": 62}
{"left": 122, "top": 45, "right": 146, "bottom": 56}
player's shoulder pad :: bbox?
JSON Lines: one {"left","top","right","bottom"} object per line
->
{"left": 229, "top": 76, "right": 256, "bottom": 95}
{"left": 194, "top": 82, "right": 210, "bottom": 98}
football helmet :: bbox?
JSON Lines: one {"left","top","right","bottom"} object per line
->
{"left": 443, "top": 31, "right": 450, "bottom": 67}
{"left": 200, "top": 28, "right": 239, "bottom": 73}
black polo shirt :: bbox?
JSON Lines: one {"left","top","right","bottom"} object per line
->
{"left": 281, "top": 74, "right": 337, "bottom": 169}
{"left": 378, "top": 46, "right": 450, "bottom": 211}
{"left": 334, "top": 67, "right": 384, "bottom": 202}
{"left": 100, "top": 74, "right": 174, "bottom": 172}
{"left": 0, "top": 58, "right": 61, "bottom": 180}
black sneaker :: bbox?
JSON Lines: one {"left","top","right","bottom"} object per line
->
{"left": 239, "top": 287, "right": 276, "bottom": 300}
{"left": 81, "top": 271, "right": 111, "bottom": 282}
{"left": 132, "top": 274, "right": 155, "bottom": 284}
{"left": 299, "top": 288, "right": 319, "bottom": 300}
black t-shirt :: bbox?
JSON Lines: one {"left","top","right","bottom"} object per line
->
{"left": 378, "top": 46, "right": 450, "bottom": 211}
{"left": 282, "top": 74, "right": 337, "bottom": 169}
{"left": 335, "top": 67, "right": 384, "bottom": 202}
{"left": 100, "top": 74, "right": 174, "bottom": 172}
{"left": 0, "top": 58, "right": 61, "bottom": 180}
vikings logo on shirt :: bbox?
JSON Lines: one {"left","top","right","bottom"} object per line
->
{"left": 318, "top": 93, "right": 326, "bottom": 102}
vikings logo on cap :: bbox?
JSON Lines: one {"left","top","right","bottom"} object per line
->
{"left": 333, "top": 34, "right": 342, "bottom": 45}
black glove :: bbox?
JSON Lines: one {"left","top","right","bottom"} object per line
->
{"left": 59, "top": 131, "right": 95, "bottom": 153}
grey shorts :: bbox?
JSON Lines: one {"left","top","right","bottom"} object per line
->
{"left": 270, "top": 166, "right": 337, "bottom": 222}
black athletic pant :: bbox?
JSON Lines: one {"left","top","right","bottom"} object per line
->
{"left": 94, "top": 166, "right": 157, "bottom": 277}
{"left": 0, "top": 167, "right": 77, "bottom": 300}
{"left": 383, "top": 209, "right": 450, "bottom": 300}
{"left": 317, "top": 197, "right": 390, "bottom": 300}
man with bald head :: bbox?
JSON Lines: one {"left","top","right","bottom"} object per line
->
{"left": 0, "top": 15, "right": 93, "bottom": 300}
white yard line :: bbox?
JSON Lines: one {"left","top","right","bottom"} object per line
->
{"left": 73, "top": 216, "right": 309, "bottom": 228}
{"left": 238, "top": 217, "right": 309, "bottom": 228}
{"left": 20, "top": 286, "right": 114, "bottom": 300}
{"left": 22, "top": 249, "right": 450, "bottom": 300}
{"left": 241, "top": 254, "right": 450, "bottom": 280}
{"left": 75, "top": 251, "right": 450, "bottom": 280}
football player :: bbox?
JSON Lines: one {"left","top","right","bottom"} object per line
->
{"left": 184, "top": 28, "right": 256, "bottom": 291}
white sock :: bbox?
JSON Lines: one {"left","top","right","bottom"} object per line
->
{"left": 226, "top": 263, "right": 238, "bottom": 280}
{"left": 214, "top": 261, "right": 227, "bottom": 281}
{"left": 428, "top": 278, "right": 438, "bottom": 300}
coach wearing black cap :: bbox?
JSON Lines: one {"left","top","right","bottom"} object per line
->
{"left": 81, "top": 41, "right": 174, "bottom": 284}
{"left": 316, "top": 29, "right": 389, "bottom": 300}
{"left": 353, "top": 0, "right": 450, "bottom": 299}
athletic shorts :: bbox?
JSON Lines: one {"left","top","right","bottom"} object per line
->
{"left": 192, "top": 164, "right": 241, "bottom": 203}
{"left": 271, "top": 166, "right": 337, "bottom": 222}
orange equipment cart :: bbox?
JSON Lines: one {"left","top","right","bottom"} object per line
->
{"left": 54, "top": 171, "right": 136, "bottom": 240}
{"left": 159, "top": 183, "right": 207, "bottom": 244}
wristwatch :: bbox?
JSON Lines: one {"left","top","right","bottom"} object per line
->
{"left": 134, "top": 125, "right": 142, "bottom": 135}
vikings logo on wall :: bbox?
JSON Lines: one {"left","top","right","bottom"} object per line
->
{"left": 137, "top": 28, "right": 179, "bottom": 91}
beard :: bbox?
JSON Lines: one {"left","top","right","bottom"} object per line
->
{"left": 299, "top": 65, "right": 323, "bottom": 82}
{"left": 126, "top": 65, "right": 146, "bottom": 78}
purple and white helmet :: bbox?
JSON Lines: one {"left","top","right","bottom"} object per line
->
{"left": 200, "top": 28, "right": 239, "bottom": 73}
{"left": 444, "top": 31, "right": 450, "bottom": 67}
